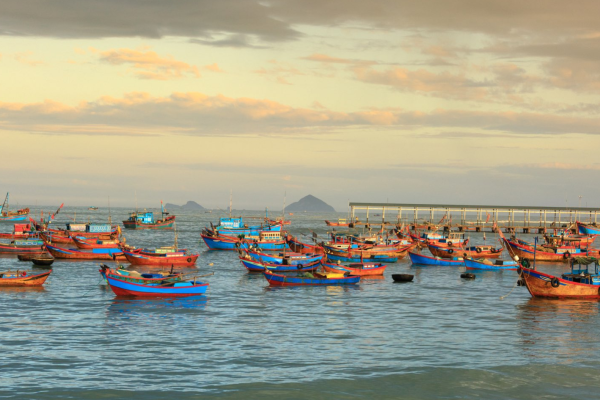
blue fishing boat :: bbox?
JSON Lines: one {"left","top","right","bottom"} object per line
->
{"left": 576, "top": 221, "right": 600, "bottom": 235}
{"left": 245, "top": 250, "right": 323, "bottom": 265}
{"left": 463, "top": 257, "right": 518, "bottom": 270}
{"left": 325, "top": 253, "right": 398, "bottom": 263}
{"left": 262, "top": 270, "right": 360, "bottom": 286}
{"left": 211, "top": 217, "right": 282, "bottom": 235}
{"left": 101, "top": 266, "right": 209, "bottom": 297}
{"left": 408, "top": 251, "right": 464, "bottom": 266}
{"left": 123, "top": 201, "right": 175, "bottom": 230}
{"left": 239, "top": 255, "right": 320, "bottom": 272}
{"left": 201, "top": 229, "right": 288, "bottom": 251}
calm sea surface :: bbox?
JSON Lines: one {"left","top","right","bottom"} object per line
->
{"left": 1, "top": 207, "right": 599, "bottom": 399}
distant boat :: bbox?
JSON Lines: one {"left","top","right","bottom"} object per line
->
{"left": 88, "top": 206, "right": 98, "bottom": 210}
{"left": 122, "top": 201, "right": 175, "bottom": 230}
{"left": 0, "top": 193, "right": 29, "bottom": 222}
{"left": 576, "top": 221, "right": 600, "bottom": 235}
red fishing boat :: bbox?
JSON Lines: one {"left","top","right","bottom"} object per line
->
{"left": 518, "top": 257, "right": 600, "bottom": 299}
{"left": 0, "top": 270, "right": 51, "bottom": 286}
{"left": 72, "top": 236, "right": 122, "bottom": 250}
{"left": 0, "top": 224, "right": 37, "bottom": 239}
{"left": 285, "top": 234, "right": 325, "bottom": 255}
{"left": 45, "top": 243, "right": 126, "bottom": 261}
{"left": 122, "top": 248, "right": 198, "bottom": 266}
{"left": 321, "top": 261, "right": 386, "bottom": 276}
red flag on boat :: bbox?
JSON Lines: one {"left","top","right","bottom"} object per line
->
{"left": 486, "top": 213, "right": 491, "bottom": 223}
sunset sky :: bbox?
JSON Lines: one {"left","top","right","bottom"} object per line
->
{"left": 1, "top": 1, "right": 599, "bottom": 210}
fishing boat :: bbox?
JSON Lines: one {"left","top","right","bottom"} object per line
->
{"left": 325, "top": 252, "right": 398, "bottom": 263}
{"left": 88, "top": 206, "right": 98, "bottom": 210}
{"left": 544, "top": 231, "right": 597, "bottom": 249}
{"left": 0, "top": 270, "right": 51, "bottom": 286}
{"left": 285, "top": 234, "right": 326, "bottom": 255}
{"left": 122, "top": 202, "right": 175, "bottom": 229}
{"left": 239, "top": 255, "right": 321, "bottom": 272}
{"left": 200, "top": 229, "right": 288, "bottom": 251}
{"left": 0, "top": 193, "right": 29, "bottom": 222}
{"left": 121, "top": 247, "right": 198, "bottom": 266}
{"left": 262, "top": 270, "right": 360, "bottom": 286}
{"left": 40, "top": 222, "right": 120, "bottom": 244}
{"left": 463, "top": 257, "right": 518, "bottom": 270}
{"left": 0, "top": 223, "right": 38, "bottom": 239}
{"left": 100, "top": 265, "right": 208, "bottom": 297}
{"left": 518, "top": 257, "right": 600, "bottom": 299}
{"left": 427, "top": 243, "right": 502, "bottom": 259}
{"left": 209, "top": 217, "right": 282, "bottom": 235}
{"left": 244, "top": 249, "right": 323, "bottom": 265}
{"left": 321, "top": 261, "right": 386, "bottom": 276}
{"left": 325, "top": 218, "right": 350, "bottom": 227}
{"left": 425, "top": 232, "right": 469, "bottom": 248}
{"left": 501, "top": 235, "right": 597, "bottom": 262}
{"left": 576, "top": 221, "right": 600, "bottom": 236}
{"left": 72, "top": 236, "right": 122, "bottom": 250}
{"left": 0, "top": 238, "right": 46, "bottom": 254}
{"left": 408, "top": 250, "right": 464, "bottom": 266}
{"left": 45, "top": 243, "right": 126, "bottom": 261}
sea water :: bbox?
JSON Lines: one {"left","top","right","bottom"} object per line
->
{"left": 0, "top": 208, "right": 598, "bottom": 399}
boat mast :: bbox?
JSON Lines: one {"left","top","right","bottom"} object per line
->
{"left": 135, "top": 190, "right": 138, "bottom": 213}
{"left": 282, "top": 191, "right": 286, "bottom": 219}
{"left": 174, "top": 222, "right": 179, "bottom": 249}
{"left": 1, "top": 192, "right": 9, "bottom": 214}
{"left": 229, "top": 189, "right": 232, "bottom": 218}
{"left": 108, "top": 196, "right": 112, "bottom": 225}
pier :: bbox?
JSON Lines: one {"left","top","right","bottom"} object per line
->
{"left": 348, "top": 202, "right": 599, "bottom": 234}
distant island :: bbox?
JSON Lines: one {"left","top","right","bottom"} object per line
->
{"left": 286, "top": 195, "right": 335, "bottom": 212}
{"left": 164, "top": 201, "right": 205, "bottom": 210}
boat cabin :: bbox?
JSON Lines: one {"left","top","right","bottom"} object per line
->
{"left": 259, "top": 231, "right": 282, "bottom": 241}
{"left": 128, "top": 212, "right": 155, "bottom": 224}
{"left": 13, "top": 224, "right": 32, "bottom": 234}
{"left": 561, "top": 258, "right": 600, "bottom": 285}
{"left": 219, "top": 217, "right": 244, "bottom": 229}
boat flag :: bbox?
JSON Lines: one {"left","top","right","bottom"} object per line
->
{"left": 486, "top": 213, "right": 491, "bottom": 223}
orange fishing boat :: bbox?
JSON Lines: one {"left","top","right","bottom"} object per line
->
{"left": 0, "top": 270, "right": 51, "bottom": 286}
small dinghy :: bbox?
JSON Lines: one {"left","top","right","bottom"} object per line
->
{"left": 392, "top": 274, "right": 414, "bottom": 283}
{"left": 31, "top": 254, "right": 55, "bottom": 267}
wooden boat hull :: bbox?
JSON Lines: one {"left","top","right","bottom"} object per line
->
{"left": 0, "top": 215, "right": 28, "bottom": 222}
{"left": 502, "top": 238, "right": 595, "bottom": 262}
{"left": 325, "top": 253, "right": 398, "bottom": 263}
{"left": 105, "top": 274, "right": 208, "bottom": 297}
{"left": 122, "top": 250, "right": 198, "bottom": 266}
{"left": 321, "top": 262, "right": 386, "bottom": 276}
{"left": 428, "top": 244, "right": 502, "bottom": 259}
{"left": 201, "top": 233, "right": 287, "bottom": 251}
{"left": 246, "top": 250, "right": 323, "bottom": 265}
{"left": 285, "top": 235, "right": 325, "bottom": 255}
{"left": 325, "top": 220, "right": 350, "bottom": 227}
{"left": 263, "top": 271, "right": 360, "bottom": 286}
{"left": 122, "top": 216, "right": 176, "bottom": 230}
{"left": 520, "top": 267, "right": 600, "bottom": 299}
{"left": 0, "top": 270, "right": 51, "bottom": 286}
{"left": 464, "top": 257, "right": 518, "bottom": 270}
{"left": 0, "top": 242, "right": 46, "bottom": 254}
{"left": 46, "top": 243, "right": 126, "bottom": 261}
{"left": 72, "top": 236, "right": 121, "bottom": 250}
{"left": 577, "top": 221, "right": 600, "bottom": 235}
{"left": 240, "top": 257, "right": 320, "bottom": 272}
{"left": 408, "top": 251, "right": 464, "bottom": 266}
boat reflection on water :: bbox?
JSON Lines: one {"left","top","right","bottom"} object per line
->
{"left": 0, "top": 286, "right": 46, "bottom": 295}
{"left": 517, "top": 297, "right": 599, "bottom": 362}
{"left": 107, "top": 295, "right": 208, "bottom": 315}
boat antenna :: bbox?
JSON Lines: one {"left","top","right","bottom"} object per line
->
{"left": 135, "top": 190, "right": 138, "bottom": 213}
{"left": 282, "top": 191, "right": 286, "bottom": 218}
{"left": 229, "top": 189, "right": 232, "bottom": 218}
{"left": 108, "top": 196, "right": 112, "bottom": 225}
{"left": 174, "top": 222, "right": 179, "bottom": 249}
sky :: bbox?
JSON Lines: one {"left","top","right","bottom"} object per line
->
{"left": 1, "top": 0, "right": 599, "bottom": 211}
